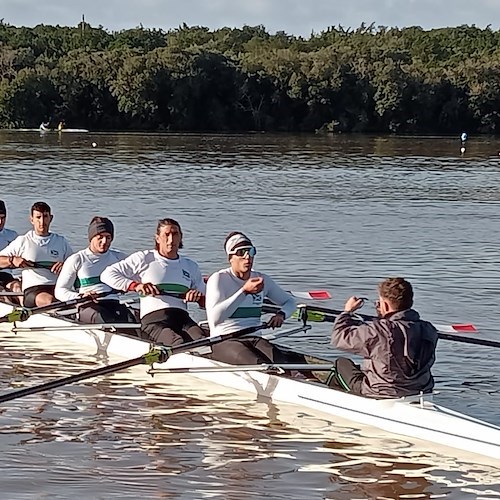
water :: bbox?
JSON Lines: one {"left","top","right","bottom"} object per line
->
{"left": 1, "top": 131, "right": 500, "bottom": 497}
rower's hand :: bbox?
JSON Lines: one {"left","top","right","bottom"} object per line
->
{"left": 343, "top": 296, "right": 364, "bottom": 313}
{"left": 184, "top": 289, "right": 204, "bottom": 304}
{"left": 51, "top": 261, "right": 64, "bottom": 274}
{"left": 12, "top": 257, "right": 34, "bottom": 269}
{"left": 184, "top": 289, "right": 206, "bottom": 309}
{"left": 81, "top": 290, "right": 100, "bottom": 302}
{"left": 267, "top": 312, "right": 285, "bottom": 329}
{"left": 243, "top": 277, "right": 264, "bottom": 295}
{"left": 136, "top": 283, "right": 160, "bottom": 296}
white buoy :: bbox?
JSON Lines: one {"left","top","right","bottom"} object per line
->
{"left": 92, "top": 142, "right": 97, "bottom": 148}
{"left": 460, "top": 146, "right": 466, "bottom": 154}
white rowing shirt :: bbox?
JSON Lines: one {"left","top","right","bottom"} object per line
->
{"left": 0, "top": 228, "right": 18, "bottom": 251}
{"left": 205, "top": 268, "right": 296, "bottom": 337}
{"left": 55, "top": 247, "right": 127, "bottom": 301}
{"left": 0, "top": 230, "right": 73, "bottom": 290}
{"left": 0, "top": 228, "right": 18, "bottom": 278}
{"left": 101, "top": 250, "right": 205, "bottom": 318}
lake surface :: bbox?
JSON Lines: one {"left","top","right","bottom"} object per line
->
{"left": 1, "top": 131, "right": 500, "bottom": 498}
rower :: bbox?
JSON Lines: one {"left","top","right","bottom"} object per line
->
{"left": 0, "top": 200, "right": 21, "bottom": 301}
{"left": 328, "top": 277, "right": 438, "bottom": 398}
{"left": 101, "top": 218, "right": 207, "bottom": 346}
{"left": 0, "top": 201, "right": 73, "bottom": 308}
{"left": 39, "top": 122, "right": 50, "bottom": 132}
{"left": 206, "top": 232, "right": 306, "bottom": 367}
{"left": 55, "top": 216, "right": 135, "bottom": 324}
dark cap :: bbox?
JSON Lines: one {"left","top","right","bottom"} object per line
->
{"left": 0, "top": 201, "right": 6, "bottom": 215}
{"left": 88, "top": 216, "right": 114, "bottom": 241}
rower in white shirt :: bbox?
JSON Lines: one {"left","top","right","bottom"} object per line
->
{"left": 0, "top": 200, "right": 21, "bottom": 299}
{"left": 0, "top": 201, "right": 73, "bottom": 308}
{"left": 206, "top": 232, "right": 305, "bottom": 366}
{"left": 55, "top": 216, "right": 135, "bottom": 324}
{"left": 101, "top": 218, "right": 207, "bottom": 346}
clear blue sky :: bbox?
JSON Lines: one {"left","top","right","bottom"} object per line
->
{"left": 1, "top": 0, "right": 497, "bottom": 35}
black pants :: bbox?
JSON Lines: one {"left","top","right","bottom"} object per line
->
{"left": 78, "top": 300, "right": 137, "bottom": 324}
{"left": 141, "top": 308, "right": 206, "bottom": 346}
{"left": 210, "top": 337, "right": 307, "bottom": 365}
{"left": 24, "top": 285, "right": 55, "bottom": 308}
{"left": 326, "top": 357, "right": 365, "bottom": 395}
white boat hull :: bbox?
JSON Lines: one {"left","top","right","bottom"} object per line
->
{"left": 0, "top": 302, "right": 499, "bottom": 462}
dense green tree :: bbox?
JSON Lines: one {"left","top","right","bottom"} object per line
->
{"left": 1, "top": 21, "right": 500, "bottom": 133}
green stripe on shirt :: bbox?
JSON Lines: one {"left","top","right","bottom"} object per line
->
{"left": 157, "top": 283, "right": 190, "bottom": 293}
{"left": 230, "top": 306, "right": 262, "bottom": 319}
{"left": 78, "top": 276, "right": 101, "bottom": 287}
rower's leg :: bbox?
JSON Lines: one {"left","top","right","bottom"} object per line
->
{"left": 7, "top": 279, "right": 22, "bottom": 305}
{"left": 24, "top": 285, "right": 57, "bottom": 308}
{"left": 326, "top": 357, "right": 365, "bottom": 395}
{"left": 210, "top": 339, "right": 273, "bottom": 364}
{"left": 141, "top": 322, "right": 186, "bottom": 346}
{"left": 182, "top": 317, "right": 209, "bottom": 340}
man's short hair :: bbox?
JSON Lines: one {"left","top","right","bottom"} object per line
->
{"left": 378, "top": 277, "right": 413, "bottom": 311}
{"left": 31, "top": 201, "right": 51, "bottom": 215}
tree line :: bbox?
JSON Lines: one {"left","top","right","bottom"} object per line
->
{"left": 0, "top": 21, "right": 499, "bottom": 133}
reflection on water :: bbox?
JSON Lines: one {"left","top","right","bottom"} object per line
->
{"left": 0, "top": 330, "right": 499, "bottom": 498}
{"left": 1, "top": 132, "right": 500, "bottom": 497}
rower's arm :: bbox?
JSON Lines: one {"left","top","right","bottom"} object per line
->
{"left": 191, "top": 263, "right": 206, "bottom": 308}
{"left": 101, "top": 251, "right": 146, "bottom": 291}
{"left": 55, "top": 254, "right": 81, "bottom": 301}
{"left": 264, "top": 275, "right": 296, "bottom": 318}
{"left": 205, "top": 273, "right": 247, "bottom": 327}
{"left": 0, "top": 236, "right": 23, "bottom": 269}
{"left": 332, "top": 312, "right": 378, "bottom": 357}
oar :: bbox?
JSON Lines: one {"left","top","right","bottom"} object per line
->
{"left": 262, "top": 304, "right": 500, "bottom": 348}
{"left": 131, "top": 289, "right": 331, "bottom": 302}
{"left": 0, "top": 324, "right": 267, "bottom": 404}
{"left": 148, "top": 362, "right": 334, "bottom": 375}
{"left": 0, "top": 291, "right": 114, "bottom": 324}
{"left": 287, "top": 290, "right": 331, "bottom": 300}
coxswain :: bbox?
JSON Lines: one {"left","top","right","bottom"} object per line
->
{"left": 328, "top": 277, "right": 438, "bottom": 398}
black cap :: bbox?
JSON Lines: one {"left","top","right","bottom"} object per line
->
{"left": 88, "top": 217, "right": 114, "bottom": 241}
{"left": 0, "top": 201, "right": 6, "bottom": 215}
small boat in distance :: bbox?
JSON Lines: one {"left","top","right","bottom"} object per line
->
{"left": 13, "top": 127, "right": 90, "bottom": 133}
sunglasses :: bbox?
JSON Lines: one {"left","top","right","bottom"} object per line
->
{"left": 231, "top": 246, "right": 257, "bottom": 257}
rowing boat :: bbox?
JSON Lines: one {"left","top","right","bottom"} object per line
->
{"left": 0, "top": 301, "right": 499, "bottom": 463}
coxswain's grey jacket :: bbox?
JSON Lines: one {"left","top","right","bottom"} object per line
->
{"left": 332, "top": 309, "right": 438, "bottom": 398}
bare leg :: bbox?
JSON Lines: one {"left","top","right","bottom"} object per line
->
{"left": 6, "top": 280, "right": 22, "bottom": 305}
{"left": 34, "top": 291, "right": 57, "bottom": 307}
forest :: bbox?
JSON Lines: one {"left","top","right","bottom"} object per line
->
{"left": 0, "top": 21, "right": 499, "bottom": 133}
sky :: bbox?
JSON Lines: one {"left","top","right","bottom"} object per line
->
{"left": 1, "top": 0, "right": 499, "bottom": 36}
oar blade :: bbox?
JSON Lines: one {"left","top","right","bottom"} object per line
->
{"left": 290, "top": 290, "right": 332, "bottom": 300}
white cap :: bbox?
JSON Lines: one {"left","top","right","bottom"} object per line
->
{"left": 225, "top": 233, "right": 252, "bottom": 255}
